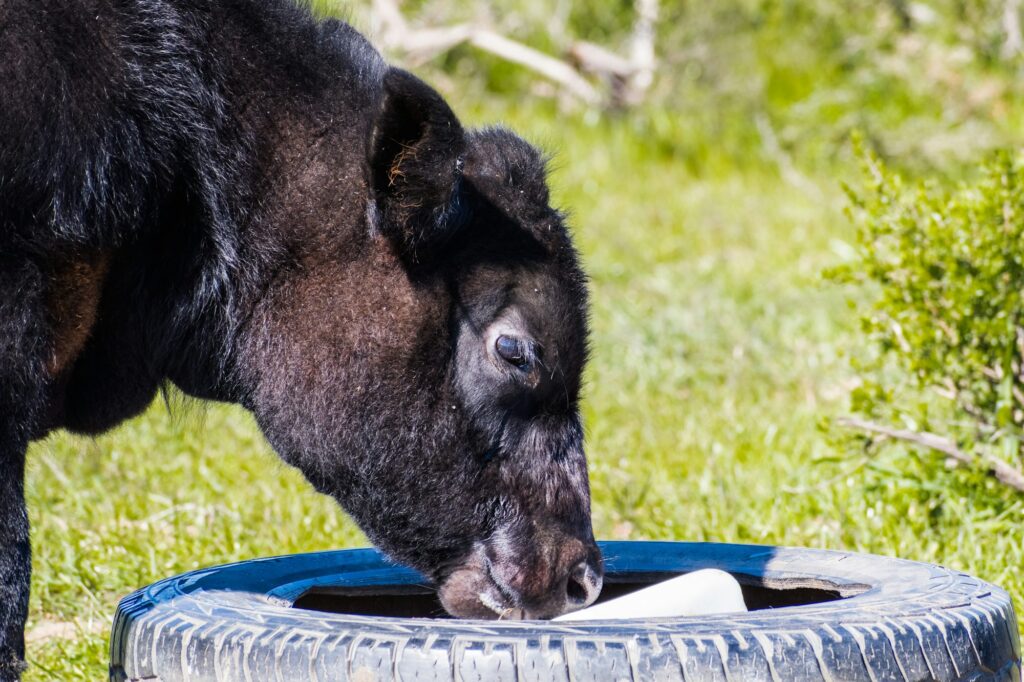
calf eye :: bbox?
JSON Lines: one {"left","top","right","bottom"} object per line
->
{"left": 495, "top": 334, "right": 530, "bottom": 369}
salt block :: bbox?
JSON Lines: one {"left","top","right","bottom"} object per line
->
{"left": 552, "top": 568, "right": 748, "bottom": 621}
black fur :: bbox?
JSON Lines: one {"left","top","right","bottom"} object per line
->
{"left": 0, "top": 0, "right": 599, "bottom": 675}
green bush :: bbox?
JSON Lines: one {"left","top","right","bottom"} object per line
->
{"left": 837, "top": 145, "right": 1024, "bottom": 477}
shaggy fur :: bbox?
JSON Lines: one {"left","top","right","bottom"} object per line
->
{"left": 0, "top": 0, "right": 600, "bottom": 676}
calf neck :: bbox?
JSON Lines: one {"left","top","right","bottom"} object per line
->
{"left": 0, "top": 0, "right": 602, "bottom": 676}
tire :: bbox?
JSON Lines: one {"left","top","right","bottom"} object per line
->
{"left": 109, "top": 541, "right": 1021, "bottom": 681}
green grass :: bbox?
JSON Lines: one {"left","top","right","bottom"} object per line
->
{"left": 23, "top": 96, "right": 1024, "bottom": 681}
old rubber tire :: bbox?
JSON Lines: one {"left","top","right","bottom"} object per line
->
{"left": 109, "top": 541, "right": 1021, "bottom": 681}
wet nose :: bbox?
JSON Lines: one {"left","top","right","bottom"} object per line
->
{"left": 480, "top": 537, "right": 604, "bottom": 619}
{"left": 500, "top": 554, "right": 603, "bottom": 618}
{"left": 563, "top": 557, "right": 603, "bottom": 613}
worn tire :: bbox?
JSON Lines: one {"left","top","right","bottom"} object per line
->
{"left": 110, "top": 541, "right": 1020, "bottom": 681}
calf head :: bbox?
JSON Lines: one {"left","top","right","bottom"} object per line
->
{"left": 244, "top": 69, "right": 601, "bottom": 619}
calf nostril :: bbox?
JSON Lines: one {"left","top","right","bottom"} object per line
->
{"left": 566, "top": 573, "right": 589, "bottom": 605}
{"left": 565, "top": 560, "right": 601, "bottom": 609}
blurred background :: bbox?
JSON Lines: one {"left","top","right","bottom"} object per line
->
{"left": 25, "top": 1, "right": 1024, "bottom": 677}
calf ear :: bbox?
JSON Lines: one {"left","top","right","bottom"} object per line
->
{"left": 369, "top": 68, "right": 467, "bottom": 262}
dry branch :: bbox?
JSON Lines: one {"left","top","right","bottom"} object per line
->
{"left": 836, "top": 416, "right": 1024, "bottom": 493}
{"left": 567, "top": 42, "right": 636, "bottom": 79}
{"left": 1003, "top": 0, "right": 1024, "bottom": 59}
{"left": 626, "top": 0, "right": 658, "bottom": 104}
{"left": 371, "top": 0, "right": 658, "bottom": 108}
{"left": 468, "top": 29, "right": 600, "bottom": 104}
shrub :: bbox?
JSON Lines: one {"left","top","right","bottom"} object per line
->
{"left": 835, "top": 145, "right": 1024, "bottom": 486}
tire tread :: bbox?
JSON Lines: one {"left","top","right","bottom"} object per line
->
{"left": 109, "top": 543, "right": 1022, "bottom": 681}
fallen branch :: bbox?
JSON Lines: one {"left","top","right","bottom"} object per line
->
{"left": 468, "top": 29, "right": 601, "bottom": 104}
{"left": 836, "top": 416, "right": 1024, "bottom": 493}
{"left": 565, "top": 0, "right": 658, "bottom": 107}
{"left": 371, "top": 0, "right": 658, "bottom": 108}
{"left": 567, "top": 41, "right": 636, "bottom": 80}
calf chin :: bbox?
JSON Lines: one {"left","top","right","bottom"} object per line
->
{"left": 438, "top": 565, "right": 508, "bottom": 619}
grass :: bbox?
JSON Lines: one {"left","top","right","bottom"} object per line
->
{"left": 23, "top": 85, "right": 1024, "bottom": 682}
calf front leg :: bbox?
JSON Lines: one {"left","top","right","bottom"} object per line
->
{"left": 0, "top": 257, "right": 49, "bottom": 681}
{"left": 0, "top": 447, "right": 29, "bottom": 682}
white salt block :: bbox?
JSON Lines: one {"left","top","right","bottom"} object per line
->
{"left": 553, "top": 569, "right": 748, "bottom": 621}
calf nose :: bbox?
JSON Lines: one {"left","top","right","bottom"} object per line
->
{"left": 563, "top": 558, "right": 602, "bottom": 612}
{"left": 483, "top": 536, "right": 604, "bottom": 619}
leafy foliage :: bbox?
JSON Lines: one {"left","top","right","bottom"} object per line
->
{"left": 838, "top": 146, "right": 1024, "bottom": 472}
